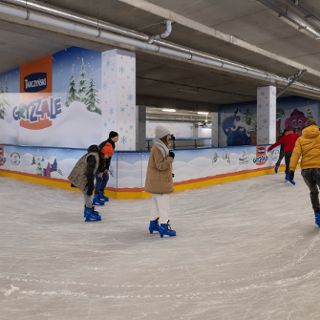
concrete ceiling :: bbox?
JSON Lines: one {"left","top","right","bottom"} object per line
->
{"left": 0, "top": 0, "right": 319, "bottom": 109}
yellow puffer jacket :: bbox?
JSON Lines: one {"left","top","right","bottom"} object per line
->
{"left": 290, "top": 124, "right": 320, "bottom": 170}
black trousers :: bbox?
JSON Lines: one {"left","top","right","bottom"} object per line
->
{"left": 301, "top": 168, "right": 320, "bottom": 214}
{"left": 284, "top": 152, "right": 292, "bottom": 175}
{"left": 276, "top": 146, "right": 285, "bottom": 167}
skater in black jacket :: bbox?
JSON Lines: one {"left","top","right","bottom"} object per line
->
{"left": 92, "top": 131, "right": 119, "bottom": 205}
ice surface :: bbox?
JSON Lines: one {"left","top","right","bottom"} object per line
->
{"left": 1, "top": 173, "right": 320, "bottom": 320}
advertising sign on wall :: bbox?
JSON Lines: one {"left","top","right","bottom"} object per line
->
{"left": 0, "top": 47, "right": 105, "bottom": 148}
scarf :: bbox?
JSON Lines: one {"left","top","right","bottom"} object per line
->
{"left": 153, "top": 138, "right": 169, "bottom": 159}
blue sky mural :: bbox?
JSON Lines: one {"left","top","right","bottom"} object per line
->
{"left": 0, "top": 69, "right": 19, "bottom": 93}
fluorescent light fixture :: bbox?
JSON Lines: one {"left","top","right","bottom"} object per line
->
{"left": 162, "top": 108, "right": 176, "bottom": 113}
{"left": 197, "top": 111, "right": 209, "bottom": 115}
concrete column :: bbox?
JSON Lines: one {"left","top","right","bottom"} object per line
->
{"left": 193, "top": 124, "right": 198, "bottom": 139}
{"left": 101, "top": 49, "right": 136, "bottom": 150}
{"left": 136, "top": 105, "right": 146, "bottom": 151}
{"left": 257, "top": 86, "right": 276, "bottom": 145}
{"left": 211, "top": 111, "right": 219, "bottom": 147}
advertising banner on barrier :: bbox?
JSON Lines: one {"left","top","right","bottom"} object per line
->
{"left": 0, "top": 144, "right": 277, "bottom": 189}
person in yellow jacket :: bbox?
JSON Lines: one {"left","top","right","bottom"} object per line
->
{"left": 288, "top": 119, "right": 320, "bottom": 226}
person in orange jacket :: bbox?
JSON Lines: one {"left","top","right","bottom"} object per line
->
{"left": 268, "top": 128, "right": 299, "bottom": 183}
{"left": 289, "top": 119, "right": 320, "bottom": 226}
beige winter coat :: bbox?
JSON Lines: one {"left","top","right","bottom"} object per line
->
{"left": 68, "top": 152, "right": 99, "bottom": 191}
{"left": 144, "top": 146, "right": 174, "bottom": 194}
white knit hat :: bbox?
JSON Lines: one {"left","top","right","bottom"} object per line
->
{"left": 155, "top": 126, "right": 171, "bottom": 139}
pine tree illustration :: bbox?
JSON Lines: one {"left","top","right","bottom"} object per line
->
{"left": 66, "top": 75, "right": 79, "bottom": 107}
{"left": 78, "top": 58, "right": 87, "bottom": 103}
{"left": 51, "top": 158, "right": 58, "bottom": 172}
{"left": 85, "top": 79, "right": 101, "bottom": 114}
{"left": 32, "top": 156, "right": 36, "bottom": 165}
{"left": 0, "top": 89, "right": 9, "bottom": 119}
{"left": 36, "top": 163, "right": 43, "bottom": 175}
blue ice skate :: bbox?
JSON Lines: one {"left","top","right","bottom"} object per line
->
{"left": 159, "top": 221, "right": 176, "bottom": 238}
{"left": 149, "top": 218, "right": 160, "bottom": 234}
{"left": 99, "top": 193, "right": 109, "bottom": 202}
{"left": 84, "top": 206, "right": 101, "bottom": 222}
{"left": 285, "top": 174, "right": 296, "bottom": 185}
{"left": 83, "top": 206, "right": 99, "bottom": 217}
{"left": 274, "top": 164, "right": 279, "bottom": 174}
{"left": 315, "top": 212, "right": 320, "bottom": 227}
{"left": 92, "top": 194, "right": 105, "bottom": 206}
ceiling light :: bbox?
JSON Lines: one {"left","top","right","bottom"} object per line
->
{"left": 197, "top": 111, "right": 209, "bottom": 115}
{"left": 162, "top": 108, "right": 176, "bottom": 113}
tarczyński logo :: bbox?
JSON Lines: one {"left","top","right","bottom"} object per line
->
{"left": 24, "top": 72, "right": 47, "bottom": 92}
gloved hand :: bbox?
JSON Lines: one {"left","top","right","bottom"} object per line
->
{"left": 86, "top": 183, "right": 94, "bottom": 196}
{"left": 288, "top": 170, "right": 295, "bottom": 181}
{"left": 103, "top": 170, "right": 109, "bottom": 177}
{"left": 168, "top": 151, "right": 175, "bottom": 159}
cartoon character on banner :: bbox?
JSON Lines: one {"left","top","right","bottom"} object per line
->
{"left": 10, "top": 152, "right": 21, "bottom": 166}
{"left": 222, "top": 107, "right": 251, "bottom": 146}
{"left": 285, "top": 109, "right": 308, "bottom": 135}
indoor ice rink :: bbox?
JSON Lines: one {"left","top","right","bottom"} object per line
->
{"left": 1, "top": 0, "right": 320, "bottom": 319}
{"left": 1, "top": 172, "right": 320, "bottom": 320}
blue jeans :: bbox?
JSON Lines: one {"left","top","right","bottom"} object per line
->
{"left": 95, "top": 173, "right": 109, "bottom": 195}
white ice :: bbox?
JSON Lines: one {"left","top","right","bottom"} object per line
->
{"left": 0, "top": 173, "right": 320, "bottom": 320}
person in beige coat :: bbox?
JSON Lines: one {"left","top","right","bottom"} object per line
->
{"left": 145, "top": 126, "right": 176, "bottom": 237}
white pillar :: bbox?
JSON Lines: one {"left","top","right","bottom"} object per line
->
{"left": 193, "top": 124, "right": 198, "bottom": 139}
{"left": 136, "top": 105, "right": 146, "bottom": 151}
{"left": 101, "top": 49, "right": 136, "bottom": 150}
{"left": 211, "top": 111, "right": 219, "bottom": 147}
{"left": 257, "top": 86, "right": 276, "bottom": 145}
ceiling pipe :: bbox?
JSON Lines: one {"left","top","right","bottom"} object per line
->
{"left": 1, "top": 0, "right": 149, "bottom": 41}
{"left": 257, "top": 0, "right": 320, "bottom": 40}
{"left": 0, "top": 0, "right": 320, "bottom": 97}
{"left": 283, "top": 0, "right": 320, "bottom": 31}
{"left": 3, "top": 0, "right": 320, "bottom": 80}
{"left": 148, "top": 20, "right": 172, "bottom": 43}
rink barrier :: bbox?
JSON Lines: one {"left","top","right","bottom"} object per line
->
{"left": 0, "top": 165, "right": 286, "bottom": 199}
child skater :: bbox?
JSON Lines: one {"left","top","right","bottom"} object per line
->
{"left": 93, "top": 131, "right": 119, "bottom": 205}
